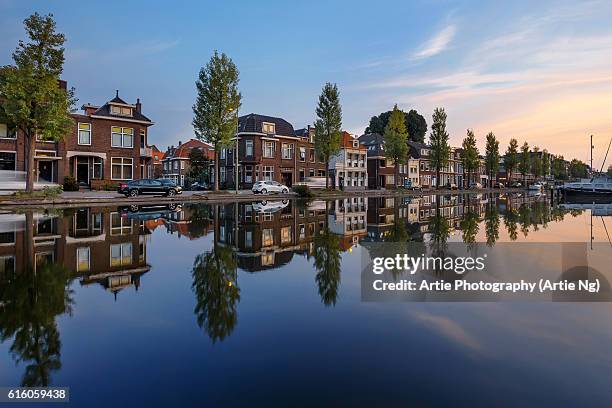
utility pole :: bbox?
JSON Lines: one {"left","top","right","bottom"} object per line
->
{"left": 235, "top": 110, "right": 239, "bottom": 194}
{"left": 590, "top": 134, "right": 593, "bottom": 178}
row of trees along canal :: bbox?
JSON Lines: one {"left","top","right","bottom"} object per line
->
{"left": 0, "top": 12, "right": 593, "bottom": 194}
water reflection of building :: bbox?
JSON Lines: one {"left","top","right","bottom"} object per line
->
{"left": 327, "top": 197, "right": 367, "bottom": 250}
{"left": 0, "top": 207, "right": 151, "bottom": 300}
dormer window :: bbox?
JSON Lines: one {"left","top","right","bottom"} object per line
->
{"left": 262, "top": 122, "right": 275, "bottom": 134}
{"left": 111, "top": 105, "right": 133, "bottom": 117}
{"left": 352, "top": 140, "right": 359, "bottom": 148}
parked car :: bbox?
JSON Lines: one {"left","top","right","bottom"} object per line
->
{"left": 446, "top": 182, "right": 458, "bottom": 190}
{"left": 252, "top": 199, "right": 290, "bottom": 213}
{"left": 252, "top": 180, "right": 290, "bottom": 194}
{"left": 118, "top": 203, "right": 181, "bottom": 220}
{"left": 510, "top": 181, "right": 523, "bottom": 188}
{"left": 468, "top": 182, "right": 483, "bottom": 189}
{"left": 118, "top": 179, "right": 182, "bottom": 197}
{"left": 294, "top": 176, "right": 326, "bottom": 189}
{"left": 493, "top": 182, "right": 505, "bottom": 189}
{"left": 190, "top": 181, "right": 209, "bottom": 191}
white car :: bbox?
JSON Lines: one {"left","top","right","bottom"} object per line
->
{"left": 252, "top": 199, "right": 290, "bottom": 213}
{"left": 252, "top": 180, "right": 290, "bottom": 194}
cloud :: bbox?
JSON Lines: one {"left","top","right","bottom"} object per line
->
{"left": 411, "top": 25, "right": 456, "bottom": 60}
{"left": 412, "top": 311, "right": 481, "bottom": 351}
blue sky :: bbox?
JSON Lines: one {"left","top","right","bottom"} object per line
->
{"left": 2, "top": 0, "right": 612, "bottom": 166}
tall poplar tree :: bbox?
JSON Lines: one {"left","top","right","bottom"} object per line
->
{"left": 518, "top": 141, "right": 530, "bottom": 185}
{"left": 383, "top": 104, "right": 409, "bottom": 187}
{"left": 531, "top": 146, "right": 542, "bottom": 180}
{"left": 0, "top": 13, "right": 76, "bottom": 193}
{"left": 542, "top": 149, "right": 551, "bottom": 178}
{"left": 485, "top": 132, "right": 500, "bottom": 188}
{"left": 504, "top": 138, "right": 519, "bottom": 185}
{"left": 314, "top": 82, "right": 342, "bottom": 189}
{"left": 461, "top": 129, "right": 479, "bottom": 187}
{"left": 192, "top": 51, "right": 241, "bottom": 191}
{"left": 429, "top": 107, "right": 450, "bottom": 188}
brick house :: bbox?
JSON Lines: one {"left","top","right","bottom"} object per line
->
{"left": 359, "top": 133, "right": 409, "bottom": 189}
{"left": 220, "top": 114, "right": 326, "bottom": 190}
{"left": 0, "top": 89, "right": 155, "bottom": 189}
{"left": 328, "top": 131, "right": 367, "bottom": 190}
{"left": 150, "top": 145, "right": 165, "bottom": 178}
{"left": 161, "top": 139, "right": 214, "bottom": 187}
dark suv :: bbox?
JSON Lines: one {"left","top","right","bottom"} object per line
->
{"left": 118, "top": 179, "right": 183, "bottom": 197}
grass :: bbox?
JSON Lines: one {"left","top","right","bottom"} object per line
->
{"left": 9, "top": 185, "right": 63, "bottom": 200}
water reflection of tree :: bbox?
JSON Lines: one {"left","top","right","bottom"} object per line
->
{"left": 313, "top": 228, "right": 341, "bottom": 306}
{"left": 191, "top": 244, "right": 240, "bottom": 343}
{"left": 429, "top": 205, "right": 450, "bottom": 257}
{"left": 484, "top": 198, "right": 500, "bottom": 247}
{"left": 187, "top": 204, "right": 213, "bottom": 239}
{"left": 0, "top": 263, "right": 73, "bottom": 386}
{"left": 519, "top": 204, "right": 532, "bottom": 237}
{"left": 460, "top": 209, "right": 479, "bottom": 248}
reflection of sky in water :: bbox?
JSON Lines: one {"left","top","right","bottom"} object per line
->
{"left": 0, "top": 201, "right": 611, "bottom": 406}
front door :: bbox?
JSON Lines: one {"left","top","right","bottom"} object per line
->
{"left": 281, "top": 172, "right": 292, "bottom": 187}
{"left": 76, "top": 157, "right": 89, "bottom": 185}
{"left": 38, "top": 161, "right": 53, "bottom": 183}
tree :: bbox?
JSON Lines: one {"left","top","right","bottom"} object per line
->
{"left": 504, "top": 139, "right": 519, "bottom": 185}
{"left": 366, "top": 109, "right": 427, "bottom": 142}
{"left": 531, "top": 146, "right": 542, "bottom": 180}
{"left": 429, "top": 108, "right": 450, "bottom": 188}
{"left": 485, "top": 132, "right": 500, "bottom": 188}
{"left": 461, "top": 129, "right": 479, "bottom": 187}
{"left": 313, "top": 228, "right": 342, "bottom": 306}
{"left": 314, "top": 82, "right": 342, "bottom": 189}
{"left": 542, "top": 149, "right": 551, "bottom": 178}
{"left": 485, "top": 198, "right": 500, "bottom": 247}
{"left": 552, "top": 155, "right": 568, "bottom": 180}
{"left": 383, "top": 105, "right": 409, "bottom": 188}
{"left": 187, "top": 148, "right": 210, "bottom": 185}
{"left": 518, "top": 141, "right": 530, "bottom": 185}
{"left": 0, "top": 13, "right": 76, "bottom": 193}
{"left": 569, "top": 159, "right": 588, "bottom": 179}
{"left": 608, "top": 165, "right": 612, "bottom": 177}
{"left": 192, "top": 51, "right": 241, "bottom": 191}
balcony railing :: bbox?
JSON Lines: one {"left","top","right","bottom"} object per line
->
{"left": 140, "top": 147, "right": 153, "bottom": 157}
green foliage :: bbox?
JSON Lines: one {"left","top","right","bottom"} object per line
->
{"left": 429, "top": 108, "right": 450, "bottom": 188}
{"left": 485, "top": 200, "right": 500, "bottom": 247}
{"left": 542, "top": 149, "right": 551, "bottom": 177}
{"left": 41, "top": 185, "right": 62, "bottom": 198}
{"left": 518, "top": 141, "right": 530, "bottom": 179}
{"left": 552, "top": 155, "right": 568, "bottom": 180}
{"left": 101, "top": 182, "right": 118, "bottom": 191}
{"left": 569, "top": 159, "right": 588, "bottom": 179}
{"left": 192, "top": 50, "right": 241, "bottom": 191}
{"left": 187, "top": 148, "right": 210, "bottom": 182}
{"left": 0, "top": 13, "right": 76, "bottom": 193}
{"left": 383, "top": 105, "right": 409, "bottom": 186}
{"left": 366, "top": 108, "right": 427, "bottom": 142}
{"left": 314, "top": 82, "right": 342, "bottom": 189}
{"left": 504, "top": 138, "right": 519, "bottom": 181}
{"left": 607, "top": 165, "right": 612, "bottom": 177}
{"left": 461, "top": 129, "right": 479, "bottom": 186}
{"left": 62, "top": 176, "right": 79, "bottom": 191}
{"left": 292, "top": 184, "right": 314, "bottom": 198}
{"left": 485, "top": 132, "right": 500, "bottom": 187}
{"left": 531, "top": 146, "right": 542, "bottom": 178}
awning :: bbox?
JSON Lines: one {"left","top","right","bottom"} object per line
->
{"left": 66, "top": 151, "right": 107, "bottom": 160}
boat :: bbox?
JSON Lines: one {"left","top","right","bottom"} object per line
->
{"left": 561, "top": 136, "right": 612, "bottom": 196}
{"left": 529, "top": 182, "right": 544, "bottom": 191}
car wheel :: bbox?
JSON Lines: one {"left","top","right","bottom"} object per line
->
{"left": 282, "top": 188, "right": 289, "bottom": 194}
{"left": 167, "top": 189, "right": 176, "bottom": 197}
{"left": 261, "top": 188, "right": 267, "bottom": 194}
{"left": 129, "top": 189, "right": 139, "bottom": 197}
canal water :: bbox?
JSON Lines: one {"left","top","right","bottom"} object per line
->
{"left": 0, "top": 193, "right": 611, "bottom": 406}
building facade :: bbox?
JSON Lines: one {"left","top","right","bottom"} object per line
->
{"left": 328, "top": 131, "right": 367, "bottom": 190}
{"left": 0, "top": 89, "right": 155, "bottom": 189}
{"left": 161, "top": 139, "right": 214, "bottom": 187}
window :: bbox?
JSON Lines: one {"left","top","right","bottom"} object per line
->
{"left": 0, "top": 256, "right": 15, "bottom": 276}
{"left": 220, "top": 166, "right": 226, "bottom": 182}
{"left": 245, "top": 140, "right": 253, "bottom": 156}
{"left": 0, "top": 152, "right": 16, "bottom": 171}
{"left": 76, "top": 247, "right": 90, "bottom": 272}
{"left": 140, "top": 129, "right": 146, "bottom": 147}
{"left": 111, "top": 127, "right": 133, "bottom": 148}
{"left": 299, "top": 168, "right": 305, "bottom": 182}
{"left": 181, "top": 161, "right": 185, "bottom": 170}
{"left": 174, "top": 160, "right": 179, "bottom": 170}
{"left": 180, "top": 174, "right": 185, "bottom": 185}
{"left": 281, "top": 226, "right": 292, "bottom": 244}
{"left": 111, "top": 105, "right": 133, "bottom": 117}
{"left": 318, "top": 170, "right": 326, "bottom": 177}
{"left": 299, "top": 147, "right": 306, "bottom": 161}
{"left": 262, "top": 229, "right": 274, "bottom": 246}
{"left": 0, "top": 124, "right": 16, "bottom": 139}
{"left": 93, "top": 157, "right": 103, "bottom": 179}
{"left": 245, "top": 231, "right": 253, "bottom": 248}
{"left": 262, "top": 122, "right": 276, "bottom": 134}
{"left": 111, "top": 212, "right": 132, "bottom": 235}
{"left": 78, "top": 123, "right": 91, "bottom": 145}
{"left": 282, "top": 143, "right": 294, "bottom": 159}
{"left": 263, "top": 141, "right": 275, "bottom": 158}
{"left": 110, "top": 243, "right": 132, "bottom": 267}
{"left": 263, "top": 166, "right": 274, "bottom": 181}
{"left": 220, "top": 149, "right": 226, "bottom": 159}
{"left": 309, "top": 149, "right": 315, "bottom": 162}
{"left": 111, "top": 157, "right": 133, "bottom": 180}
{"left": 245, "top": 165, "right": 253, "bottom": 183}
{"left": 309, "top": 168, "right": 315, "bottom": 177}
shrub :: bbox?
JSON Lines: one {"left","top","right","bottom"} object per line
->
{"left": 293, "top": 184, "right": 314, "bottom": 198}
{"left": 102, "top": 182, "right": 118, "bottom": 191}
{"left": 42, "top": 185, "right": 63, "bottom": 198}
{"left": 63, "top": 176, "right": 79, "bottom": 191}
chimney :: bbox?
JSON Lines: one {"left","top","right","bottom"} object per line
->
{"left": 178, "top": 140, "right": 182, "bottom": 146}
{"left": 135, "top": 98, "right": 142, "bottom": 113}
{"left": 115, "top": 90, "right": 119, "bottom": 98}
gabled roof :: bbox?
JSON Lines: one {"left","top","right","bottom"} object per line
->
{"left": 340, "top": 131, "right": 366, "bottom": 150}
{"left": 90, "top": 91, "right": 153, "bottom": 124}
{"left": 358, "top": 133, "right": 385, "bottom": 156}
{"left": 238, "top": 113, "right": 295, "bottom": 136}
{"left": 407, "top": 141, "right": 430, "bottom": 159}
{"left": 165, "top": 139, "right": 214, "bottom": 160}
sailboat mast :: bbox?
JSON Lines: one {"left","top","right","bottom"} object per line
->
{"left": 598, "top": 136, "right": 612, "bottom": 174}
{"left": 590, "top": 134, "right": 593, "bottom": 177}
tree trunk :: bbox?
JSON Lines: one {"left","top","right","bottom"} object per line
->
{"left": 214, "top": 150, "right": 219, "bottom": 191}
{"left": 326, "top": 158, "right": 330, "bottom": 190}
{"left": 26, "top": 132, "right": 35, "bottom": 193}
{"left": 436, "top": 167, "right": 440, "bottom": 189}
{"left": 24, "top": 210, "right": 34, "bottom": 274}
{"left": 395, "top": 161, "right": 399, "bottom": 189}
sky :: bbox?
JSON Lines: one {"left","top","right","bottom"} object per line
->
{"left": 1, "top": 0, "right": 612, "bottom": 168}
